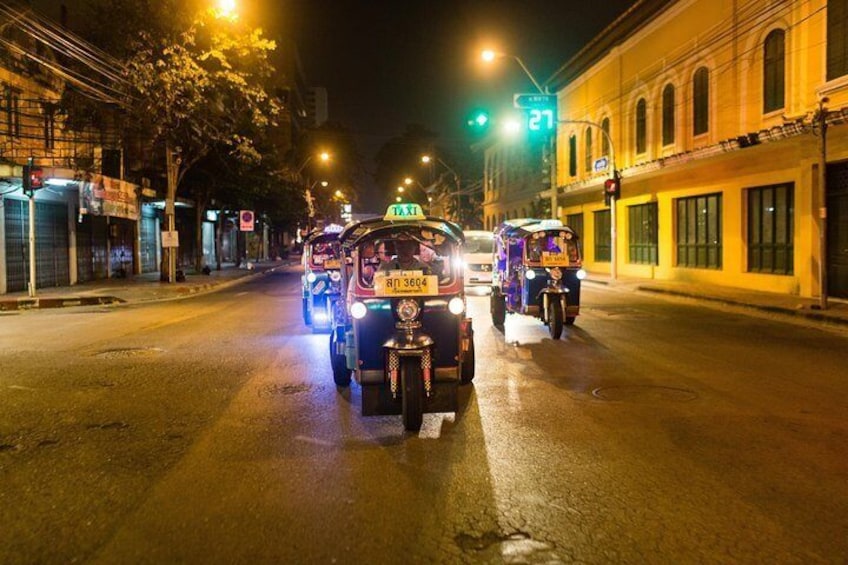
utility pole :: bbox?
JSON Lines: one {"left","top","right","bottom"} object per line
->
{"left": 814, "top": 97, "right": 829, "bottom": 310}
{"left": 163, "top": 143, "right": 180, "bottom": 283}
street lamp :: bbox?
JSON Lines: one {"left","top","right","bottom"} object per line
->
{"left": 213, "top": 0, "right": 237, "bottom": 20}
{"left": 421, "top": 154, "right": 461, "bottom": 225}
{"left": 480, "top": 49, "right": 546, "bottom": 94}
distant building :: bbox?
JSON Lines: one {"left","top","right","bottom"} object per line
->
{"left": 305, "top": 87, "right": 328, "bottom": 128}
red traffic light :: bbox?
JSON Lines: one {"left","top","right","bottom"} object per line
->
{"left": 604, "top": 178, "right": 617, "bottom": 194}
{"left": 29, "top": 167, "right": 44, "bottom": 189}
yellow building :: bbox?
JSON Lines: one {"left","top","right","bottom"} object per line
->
{"left": 549, "top": 0, "right": 848, "bottom": 300}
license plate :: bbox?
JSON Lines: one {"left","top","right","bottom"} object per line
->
{"left": 323, "top": 259, "right": 341, "bottom": 269}
{"left": 374, "top": 272, "right": 437, "bottom": 296}
{"left": 541, "top": 252, "right": 570, "bottom": 267}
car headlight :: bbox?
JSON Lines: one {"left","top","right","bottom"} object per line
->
{"left": 525, "top": 269, "right": 536, "bottom": 280}
{"left": 448, "top": 296, "right": 465, "bottom": 315}
{"left": 350, "top": 301, "right": 367, "bottom": 319}
{"left": 306, "top": 272, "right": 317, "bottom": 283}
{"left": 396, "top": 298, "right": 420, "bottom": 322}
{"left": 576, "top": 269, "right": 587, "bottom": 280}
{"left": 329, "top": 270, "right": 341, "bottom": 282}
{"left": 549, "top": 267, "right": 562, "bottom": 281}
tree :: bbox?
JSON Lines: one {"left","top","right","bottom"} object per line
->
{"left": 63, "top": 0, "right": 280, "bottom": 280}
{"left": 374, "top": 124, "right": 439, "bottom": 205}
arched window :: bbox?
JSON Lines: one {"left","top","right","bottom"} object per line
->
{"left": 662, "top": 83, "right": 675, "bottom": 145}
{"left": 764, "top": 29, "right": 785, "bottom": 113}
{"left": 584, "top": 127, "right": 593, "bottom": 172}
{"left": 693, "top": 67, "right": 709, "bottom": 136}
{"left": 601, "top": 117, "right": 610, "bottom": 158}
{"left": 635, "top": 99, "right": 647, "bottom": 154}
{"left": 568, "top": 134, "right": 577, "bottom": 176}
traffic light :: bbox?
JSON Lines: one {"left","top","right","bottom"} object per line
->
{"left": 465, "top": 109, "right": 491, "bottom": 134}
{"left": 22, "top": 164, "right": 44, "bottom": 197}
{"left": 603, "top": 170, "right": 621, "bottom": 206}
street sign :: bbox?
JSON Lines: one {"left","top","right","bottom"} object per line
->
{"left": 161, "top": 230, "right": 179, "bottom": 248}
{"left": 594, "top": 156, "right": 609, "bottom": 172}
{"left": 513, "top": 93, "right": 557, "bottom": 109}
{"left": 240, "top": 210, "right": 255, "bottom": 232}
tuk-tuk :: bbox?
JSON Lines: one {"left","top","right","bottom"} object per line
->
{"left": 490, "top": 219, "right": 586, "bottom": 339}
{"left": 301, "top": 223, "right": 345, "bottom": 332}
{"left": 331, "top": 203, "right": 475, "bottom": 431}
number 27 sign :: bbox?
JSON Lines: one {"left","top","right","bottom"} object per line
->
{"left": 528, "top": 108, "right": 555, "bottom": 133}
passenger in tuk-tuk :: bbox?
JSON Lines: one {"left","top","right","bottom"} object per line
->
{"left": 379, "top": 238, "right": 428, "bottom": 272}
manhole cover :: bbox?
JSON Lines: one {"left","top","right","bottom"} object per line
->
{"left": 95, "top": 347, "right": 164, "bottom": 359}
{"left": 592, "top": 385, "right": 698, "bottom": 402}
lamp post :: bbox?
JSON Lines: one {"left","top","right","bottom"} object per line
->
{"left": 295, "top": 152, "right": 331, "bottom": 230}
{"left": 481, "top": 49, "right": 558, "bottom": 220}
{"left": 421, "top": 154, "right": 461, "bottom": 225}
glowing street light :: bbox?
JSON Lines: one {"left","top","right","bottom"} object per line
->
{"left": 214, "top": 0, "right": 238, "bottom": 20}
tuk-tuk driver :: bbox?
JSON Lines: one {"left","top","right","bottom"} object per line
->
{"left": 379, "top": 238, "right": 428, "bottom": 273}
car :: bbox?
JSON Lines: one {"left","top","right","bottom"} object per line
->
{"left": 461, "top": 229, "right": 494, "bottom": 294}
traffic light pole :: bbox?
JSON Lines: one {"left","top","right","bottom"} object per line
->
{"left": 27, "top": 192, "right": 36, "bottom": 297}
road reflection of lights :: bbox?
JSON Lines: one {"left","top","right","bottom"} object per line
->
{"left": 417, "top": 413, "right": 455, "bottom": 439}
{"left": 465, "top": 286, "right": 492, "bottom": 296}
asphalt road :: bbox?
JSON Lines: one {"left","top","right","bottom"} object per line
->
{"left": 1, "top": 265, "right": 846, "bottom": 564}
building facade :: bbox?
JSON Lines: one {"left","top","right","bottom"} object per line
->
{"left": 545, "top": 0, "right": 848, "bottom": 300}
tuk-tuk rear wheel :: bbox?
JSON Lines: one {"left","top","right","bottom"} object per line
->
{"left": 302, "top": 297, "right": 312, "bottom": 325}
{"left": 401, "top": 357, "right": 423, "bottom": 432}
{"left": 330, "top": 333, "right": 350, "bottom": 387}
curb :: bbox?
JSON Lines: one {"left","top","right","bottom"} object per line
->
{"left": 0, "top": 263, "right": 289, "bottom": 311}
{"left": 636, "top": 285, "right": 848, "bottom": 327}
{"left": 0, "top": 295, "right": 124, "bottom": 311}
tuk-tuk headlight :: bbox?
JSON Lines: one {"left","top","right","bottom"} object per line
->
{"left": 350, "top": 301, "right": 368, "bottom": 320}
{"left": 396, "top": 299, "right": 420, "bottom": 322}
{"left": 576, "top": 269, "right": 587, "bottom": 280}
{"left": 306, "top": 272, "right": 317, "bottom": 283}
{"left": 525, "top": 269, "right": 536, "bottom": 280}
{"left": 550, "top": 267, "right": 563, "bottom": 281}
{"left": 448, "top": 296, "right": 465, "bottom": 315}
{"left": 329, "top": 270, "right": 341, "bottom": 282}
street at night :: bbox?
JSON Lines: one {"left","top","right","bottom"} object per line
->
{"left": 2, "top": 269, "right": 846, "bottom": 563}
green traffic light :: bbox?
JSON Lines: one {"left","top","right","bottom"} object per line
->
{"left": 466, "top": 110, "right": 490, "bottom": 130}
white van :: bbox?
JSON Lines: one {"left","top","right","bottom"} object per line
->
{"left": 462, "top": 230, "right": 494, "bottom": 293}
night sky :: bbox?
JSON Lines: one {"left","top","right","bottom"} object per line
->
{"left": 32, "top": 0, "right": 635, "bottom": 209}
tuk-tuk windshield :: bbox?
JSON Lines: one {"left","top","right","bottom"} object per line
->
{"left": 526, "top": 231, "right": 580, "bottom": 265}
{"left": 357, "top": 230, "right": 458, "bottom": 288}
{"left": 310, "top": 241, "right": 340, "bottom": 268}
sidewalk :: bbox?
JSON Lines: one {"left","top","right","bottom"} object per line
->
{"left": 0, "top": 260, "right": 294, "bottom": 312}
{"left": 585, "top": 273, "right": 848, "bottom": 329}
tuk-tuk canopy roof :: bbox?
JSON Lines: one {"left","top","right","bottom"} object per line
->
{"left": 339, "top": 210, "right": 464, "bottom": 250}
{"left": 494, "top": 218, "right": 579, "bottom": 240}
{"left": 304, "top": 227, "right": 342, "bottom": 246}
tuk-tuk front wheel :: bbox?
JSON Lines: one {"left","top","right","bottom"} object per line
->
{"left": 547, "top": 297, "right": 564, "bottom": 339}
{"left": 461, "top": 335, "right": 475, "bottom": 384}
{"left": 401, "top": 356, "right": 424, "bottom": 432}
{"left": 490, "top": 291, "right": 506, "bottom": 327}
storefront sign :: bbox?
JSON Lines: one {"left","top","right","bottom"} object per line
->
{"left": 79, "top": 174, "right": 139, "bottom": 220}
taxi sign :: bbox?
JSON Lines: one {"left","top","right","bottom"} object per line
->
{"left": 373, "top": 271, "right": 437, "bottom": 296}
{"left": 384, "top": 203, "right": 426, "bottom": 221}
{"left": 540, "top": 252, "right": 571, "bottom": 267}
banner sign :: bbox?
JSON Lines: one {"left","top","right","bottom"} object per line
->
{"left": 79, "top": 173, "right": 139, "bottom": 220}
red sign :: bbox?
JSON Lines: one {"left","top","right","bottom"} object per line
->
{"left": 240, "top": 210, "right": 254, "bottom": 232}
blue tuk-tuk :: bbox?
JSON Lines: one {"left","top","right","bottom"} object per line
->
{"left": 490, "top": 219, "right": 586, "bottom": 339}
{"left": 330, "top": 203, "right": 475, "bottom": 431}
{"left": 301, "top": 223, "right": 344, "bottom": 332}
